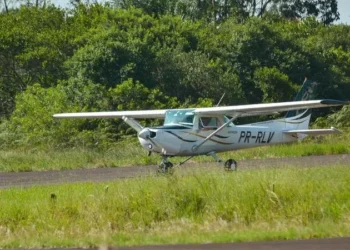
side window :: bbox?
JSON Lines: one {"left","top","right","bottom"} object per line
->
{"left": 224, "top": 116, "right": 235, "bottom": 127}
{"left": 200, "top": 117, "right": 221, "bottom": 129}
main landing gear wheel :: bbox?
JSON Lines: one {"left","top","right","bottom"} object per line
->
{"left": 224, "top": 159, "right": 237, "bottom": 171}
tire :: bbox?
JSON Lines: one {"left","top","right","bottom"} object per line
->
{"left": 224, "top": 159, "right": 237, "bottom": 171}
{"left": 157, "top": 162, "right": 174, "bottom": 175}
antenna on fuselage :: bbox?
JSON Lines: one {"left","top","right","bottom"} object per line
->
{"left": 216, "top": 93, "right": 226, "bottom": 107}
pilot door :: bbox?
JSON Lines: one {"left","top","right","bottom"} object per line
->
{"left": 193, "top": 115, "right": 231, "bottom": 153}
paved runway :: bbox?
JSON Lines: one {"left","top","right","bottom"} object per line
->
{"left": 26, "top": 237, "right": 350, "bottom": 250}
{"left": 1, "top": 154, "right": 349, "bottom": 189}
{"left": 117, "top": 237, "right": 350, "bottom": 250}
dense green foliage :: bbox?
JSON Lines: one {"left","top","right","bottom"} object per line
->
{"left": 0, "top": 1, "right": 349, "bottom": 147}
{"left": 1, "top": 166, "right": 349, "bottom": 247}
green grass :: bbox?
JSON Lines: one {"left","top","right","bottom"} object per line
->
{"left": 1, "top": 165, "right": 350, "bottom": 248}
{"left": 0, "top": 133, "right": 350, "bottom": 172}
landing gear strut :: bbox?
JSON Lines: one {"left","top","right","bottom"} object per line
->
{"left": 157, "top": 155, "right": 174, "bottom": 174}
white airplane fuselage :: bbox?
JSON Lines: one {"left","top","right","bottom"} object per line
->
{"left": 138, "top": 112, "right": 310, "bottom": 156}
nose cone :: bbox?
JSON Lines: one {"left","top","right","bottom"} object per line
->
{"left": 138, "top": 128, "right": 162, "bottom": 153}
{"left": 138, "top": 128, "right": 151, "bottom": 140}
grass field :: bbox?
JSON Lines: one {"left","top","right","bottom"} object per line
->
{"left": 0, "top": 165, "right": 349, "bottom": 248}
{"left": 0, "top": 133, "right": 349, "bottom": 172}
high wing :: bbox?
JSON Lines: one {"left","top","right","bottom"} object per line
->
{"left": 53, "top": 99, "right": 348, "bottom": 119}
{"left": 193, "top": 99, "right": 348, "bottom": 117}
{"left": 53, "top": 110, "right": 167, "bottom": 119}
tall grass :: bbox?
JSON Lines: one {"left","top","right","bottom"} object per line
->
{"left": 0, "top": 166, "right": 349, "bottom": 248}
{"left": 0, "top": 139, "right": 155, "bottom": 172}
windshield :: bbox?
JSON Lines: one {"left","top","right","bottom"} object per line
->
{"left": 164, "top": 109, "right": 194, "bottom": 128}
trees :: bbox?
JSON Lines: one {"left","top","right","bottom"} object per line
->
{"left": 113, "top": 0, "right": 339, "bottom": 25}
{"left": 8, "top": 84, "right": 79, "bottom": 146}
{"left": 253, "top": 67, "right": 298, "bottom": 103}
{"left": 0, "top": 6, "right": 71, "bottom": 116}
{"left": 0, "top": 2, "right": 349, "bottom": 148}
{"left": 266, "top": 0, "right": 339, "bottom": 25}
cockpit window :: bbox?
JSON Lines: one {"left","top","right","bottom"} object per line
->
{"left": 164, "top": 110, "right": 194, "bottom": 128}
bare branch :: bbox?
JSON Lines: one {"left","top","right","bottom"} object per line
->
{"left": 258, "top": 0, "right": 273, "bottom": 17}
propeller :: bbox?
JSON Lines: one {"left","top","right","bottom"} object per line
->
{"left": 138, "top": 128, "right": 163, "bottom": 153}
{"left": 138, "top": 128, "right": 151, "bottom": 140}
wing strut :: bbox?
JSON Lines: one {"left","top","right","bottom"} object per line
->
{"left": 192, "top": 113, "right": 240, "bottom": 152}
{"left": 122, "top": 116, "right": 143, "bottom": 132}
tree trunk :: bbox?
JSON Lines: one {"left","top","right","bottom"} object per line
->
{"left": 4, "top": 0, "right": 9, "bottom": 13}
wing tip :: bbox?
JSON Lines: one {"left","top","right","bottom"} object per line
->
{"left": 320, "top": 99, "right": 350, "bottom": 105}
{"left": 330, "top": 126, "right": 342, "bottom": 134}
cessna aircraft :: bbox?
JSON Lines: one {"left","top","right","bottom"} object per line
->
{"left": 53, "top": 79, "right": 348, "bottom": 173}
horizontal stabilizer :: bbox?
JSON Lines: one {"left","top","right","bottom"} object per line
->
{"left": 283, "top": 127, "right": 342, "bottom": 136}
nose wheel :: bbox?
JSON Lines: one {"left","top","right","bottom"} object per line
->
{"left": 157, "top": 156, "right": 174, "bottom": 174}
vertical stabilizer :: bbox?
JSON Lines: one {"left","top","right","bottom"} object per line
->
{"left": 285, "top": 78, "right": 319, "bottom": 118}
{"left": 283, "top": 78, "right": 320, "bottom": 132}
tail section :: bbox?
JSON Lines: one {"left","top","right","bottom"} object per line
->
{"left": 283, "top": 79, "right": 341, "bottom": 138}
{"left": 283, "top": 78, "right": 319, "bottom": 130}
{"left": 285, "top": 78, "right": 319, "bottom": 119}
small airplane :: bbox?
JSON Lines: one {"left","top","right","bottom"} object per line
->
{"left": 53, "top": 79, "right": 349, "bottom": 173}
